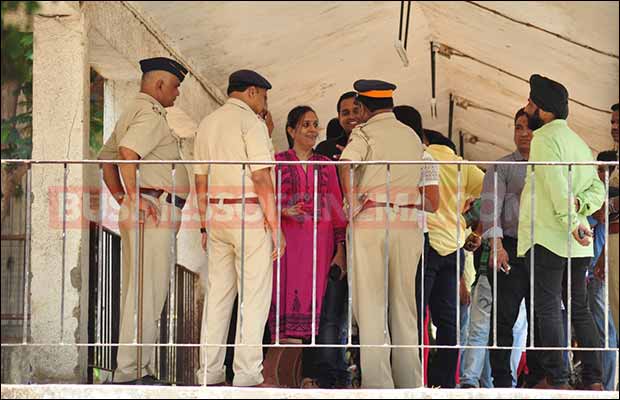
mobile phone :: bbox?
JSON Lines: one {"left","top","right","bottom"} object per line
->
{"left": 501, "top": 263, "right": 511, "bottom": 275}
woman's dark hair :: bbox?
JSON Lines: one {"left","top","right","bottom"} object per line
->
{"left": 286, "top": 105, "right": 316, "bottom": 149}
{"left": 394, "top": 105, "right": 424, "bottom": 142}
{"left": 598, "top": 150, "right": 617, "bottom": 174}
{"left": 514, "top": 107, "right": 527, "bottom": 124}
{"left": 326, "top": 118, "right": 344, "bottom": 140}
{"left": 612, "top": 103, "right": 619, "bottom": 112}
{"left": 424, "top": 129, "right": 457, "bottom": 153}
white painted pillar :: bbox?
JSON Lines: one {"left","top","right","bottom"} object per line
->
{"left": 30, "top": 6, "right": 90, "bottom": 383}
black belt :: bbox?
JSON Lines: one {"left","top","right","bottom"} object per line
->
{"left": 139, "top": 188, "right": 186, "bottom": 210}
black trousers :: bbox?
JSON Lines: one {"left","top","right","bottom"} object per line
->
{"left": 487, "top": 237, "right": 543, "bottom": 387}
{"left": 527, "top": 244, "right": 602, "bottom": 386}
{"left": 302, "top": 265, "right": 350, "bottom": 388}
{"left": 416, "top": 243, "right": 464, "bottom": 388}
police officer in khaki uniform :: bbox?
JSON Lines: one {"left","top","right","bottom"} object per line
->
{"left": 98, "top": 57, "right": 190, "bottom": 384}
{"left": 339, "top": 80, "right": 424, "bottom": 388}
{"left": 194, "top": 69, "right": 285, "bottom": 387}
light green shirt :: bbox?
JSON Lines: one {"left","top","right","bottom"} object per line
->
{"left": 517, "top": 119, "right": 605, "bottom": 258}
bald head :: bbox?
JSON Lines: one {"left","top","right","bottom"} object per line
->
{"left": 140, "top": 70, "right": 181, "bottom": 107}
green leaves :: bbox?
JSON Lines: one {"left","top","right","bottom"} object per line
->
{"left": 1, "top": 1, "right": 38, "bottom": 84}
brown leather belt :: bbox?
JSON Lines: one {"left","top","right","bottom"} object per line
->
{"left": 362, "top": 200, "right": 417, "bottom": 211}
{"left": 208, "top": 197, "right": 260, "bottom": 205}
{"left": 139, "top": 188, "right": 186, "bottom": 210}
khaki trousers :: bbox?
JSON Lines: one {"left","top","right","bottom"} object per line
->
{"left": 350, "top": 206, "right": 423, "bottom": 388}
{"left": 114, "top": 194, "right": 180, "bottom": 382}
{"left": 609, "top": 232, "right": 619, "bottom": 334}
{"left": 196, "top": 204, "right": 273, "bottom": 387}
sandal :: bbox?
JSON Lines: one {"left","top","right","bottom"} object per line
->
{"left": 300, "top": 377, "right": 319, "bottom": 389}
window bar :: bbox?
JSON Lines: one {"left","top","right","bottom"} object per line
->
{"left": 420, "top": 162, "right": 426, "bottom": 387}
{"left": 529, "top": 165, "right": 536, "bottom": 350}
{"left": 384, "top": 163, "right": 391, "bottom": 344}
{"left": 456, "top": 164, "right": 462, "bottom": 347}
{"left": 276, "top": 167, "right": 282, "bottom": 345}
{"left": 492, "top": 167, "right": 498, "bottom": 348}
{"left": 168, "top": 164, "right": 177, "bottom": 351}
{"left": 312, "top": 165, "right": 318, "bottom": 345}
{"left": 347, "top": 166, "right": 354, "bottom": 346}
{"left": 604, "top": 166, "right": 610, "bottom": 348}
{"left": 566, "top": 165, "right": 572, "bottom": 349}
{"left": 22, "top": 164, "right": 32, "bottom": 344}
{"left": 239, "top": 163, "right": 247, "bottom": 344}
{"left": 60, "top": 163, "right": 68, "bottom": 344}
{"left": 96, "top": 165, "right": 104, "bottom": 352}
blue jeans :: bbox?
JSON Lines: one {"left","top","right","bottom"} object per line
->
{"left": 510, "top": 300, "right": 528, "bottom": 387}
{"left": 587, "top": 277, "right": 618, "bottom": 391}
{"left": 459, "top": 275, "right": 493, "bottom": 388}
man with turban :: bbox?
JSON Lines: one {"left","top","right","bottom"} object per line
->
{"left": 517, "top": 74, "right": 605, "bottom": 390}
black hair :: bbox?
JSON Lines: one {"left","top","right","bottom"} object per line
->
{"left": 226, "top": 84, "right": 251, "bottom": 96}
{"left": 356, "top": 95, "right": 393, "bottom": 112}
{"left": 286, "top": 105, "right": 316, "bottom": 149}
{"left": 598, "top": 150, "right": 617, "bottom": 174}
{"left": 326, "top": 118, "right": 344, "bottom": 140}
{"left": 612, "top": 103, "right": 619, "bottom": 112}
{"left": 337, "top": 91, "right": 357, "bottom": 114}
{"left": 393, "top": 105, "right": 424, "bottom": 142}
{"left": 514, "top": 108, "right": 528, "bottom": 124}
{"left": 424, "top": 129, "right": 457, "bottom": 153}
{"left": 597, "top": 150, "right": 617, "bottom": 162}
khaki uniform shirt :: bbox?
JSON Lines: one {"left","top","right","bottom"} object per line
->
{"left": 98, "top": 93, "right": 190, "bottom": 198}
{"left": 340, "top": 112, "right": 423, "bottom": 205}
{"left": 193, "top": 98, "right": 274, "bottom": 199}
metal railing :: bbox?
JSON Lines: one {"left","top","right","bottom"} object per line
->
{"left": 0, "top": 158, "right": 618, "bottom": 389}
{"left": 86, "top": 221, "right": 199, "bottom": 384}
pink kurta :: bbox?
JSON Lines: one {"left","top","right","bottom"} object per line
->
{"left": 269, "top": 149, "right": 347, "bottom": 341}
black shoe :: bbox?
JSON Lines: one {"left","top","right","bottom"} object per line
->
{"left": 116, "top": 375, "right": 168, "bottom": 386}
{"left": 460, "top": 383, "right": 476, "bottom": 389}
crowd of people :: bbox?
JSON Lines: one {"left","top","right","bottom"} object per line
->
{"left": 98, "top": 56, "right": 619, "bottom": 390}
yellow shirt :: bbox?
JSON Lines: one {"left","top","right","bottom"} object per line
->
{"left": 98, "top": 93, "right": 190, "bottom": 198}
{"left": 193, "top": 98, "right": 274, "bottom": 199}
{"left": 426, "top": 145, "right": 484, "bottom": 256}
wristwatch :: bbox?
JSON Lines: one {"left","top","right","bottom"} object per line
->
{"left": 200, "top": 227, "right": 207, "bottom": 234}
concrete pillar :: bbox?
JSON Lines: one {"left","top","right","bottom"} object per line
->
{"left": 30, "top": 6, "right": 90, "bottom": 383}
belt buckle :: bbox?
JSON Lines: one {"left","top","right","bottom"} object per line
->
{"left": 388, "top": 202, "right": 399, "bottom": 217}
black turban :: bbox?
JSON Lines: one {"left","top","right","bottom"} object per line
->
{"left": 529, "top": 74, "right": 569, "bottom": 119}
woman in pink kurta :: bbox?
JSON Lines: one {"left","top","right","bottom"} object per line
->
{"left": 267, "top": 106, "right": 347, "bottom": 387}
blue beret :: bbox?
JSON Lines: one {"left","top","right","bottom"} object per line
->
{"left": 140, "top": 57, "right": 188, "bottom": 82}
{"left": 228, "top": 69, "right": 272, "bottom": 93}
{"left": 353, "top": 79, "right": 397, "bottom": 98}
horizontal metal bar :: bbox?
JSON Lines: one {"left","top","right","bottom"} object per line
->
{"left": 1, "top": 159, "right": 617, "bottom": 166}
{"left": 0, "top": 235, "right": 27, "bottom": 241}
{"left": 1, "top": 342, "right": 618, "bottom": 352}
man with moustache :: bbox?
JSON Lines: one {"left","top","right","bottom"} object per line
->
{"left": 98, "top": 57, "right": 190, "bottom": 384}
{"left": 316, "top": 91, "right": 362, "bottom": 160}
{"left": 517, "top": 74, "right": 605, "bottom": 390}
